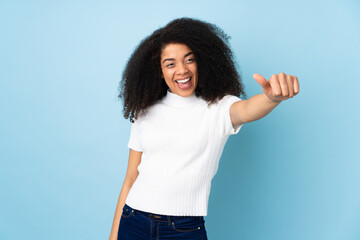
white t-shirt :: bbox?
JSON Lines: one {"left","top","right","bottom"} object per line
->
{"left": 126, "top": 89, "right": 243, "bottom": 216}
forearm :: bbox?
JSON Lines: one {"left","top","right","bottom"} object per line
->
{"left": 242, "top": 93, "right": 281, "bottom": 123}
{"left": 109, "top": 179, "right": 135, "bottom": 240}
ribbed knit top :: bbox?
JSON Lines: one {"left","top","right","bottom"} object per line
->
{"left": 125, "top": 90, "right": 243, "bottom": 216}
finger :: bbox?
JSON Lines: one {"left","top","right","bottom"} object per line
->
{"left": 253, "top": 73, "right": 271, "bottom": 91}
{"left": 293, "top": 76, "right": 300, "bottom": 94}
{"left": 268, "top": 74, "right": 282, "bottom": 96}
{"left": 286, "top": 75, "right": 294, "bottom": 98}
{"left": 279, "top": 73, "right": 289, "bottom": 97}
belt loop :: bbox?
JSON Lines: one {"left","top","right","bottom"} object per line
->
{"left": 167, "top": 216, "right": 171, "bottom": 226}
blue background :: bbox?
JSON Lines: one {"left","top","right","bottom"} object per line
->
{"left": 1, "top": 0, "right": 359, "bottom": 239}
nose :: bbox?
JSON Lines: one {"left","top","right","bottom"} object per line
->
{"left": 176, "top": 62, "right": 189, "bottom": 75}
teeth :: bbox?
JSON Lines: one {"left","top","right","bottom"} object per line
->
{"left": 176, "top": 77, "right": 190, "bottom": 83}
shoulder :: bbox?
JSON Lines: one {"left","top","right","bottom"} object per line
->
{"left": 208, "top": 95, "right": 242, "bottom": 109}
{"left": 221, "top": 94, "right": 242, "bottom": 102}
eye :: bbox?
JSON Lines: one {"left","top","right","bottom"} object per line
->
{"left": 186, "top": 58, "right": 194, "bottom": 63}
{"left": 166, "top": 63, "right": 174, "bottom": 68}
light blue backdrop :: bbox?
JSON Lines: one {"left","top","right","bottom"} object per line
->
{"left": 1, "top": 0, "right": 359, "bottom": 239}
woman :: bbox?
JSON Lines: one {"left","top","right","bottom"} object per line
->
{"left": 109, "top": 17, "right": 299, "bottom": 240}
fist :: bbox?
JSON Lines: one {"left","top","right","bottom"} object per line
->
{"left": 253, "top": 72, "right": 300, "bottom": 102}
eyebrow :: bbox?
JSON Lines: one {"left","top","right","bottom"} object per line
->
{"left": 162, "top": 51, "right": 194, "bottom": 64}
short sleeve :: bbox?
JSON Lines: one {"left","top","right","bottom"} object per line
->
{"left": 127, "top": 121, "right": 143, "bottom": 152}
{"left": 220, "top": 95, "right": 244, "bottom": 136}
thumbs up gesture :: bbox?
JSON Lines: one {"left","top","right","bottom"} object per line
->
{"left": 253, "top": 72, "right": 300, "bottom": 102}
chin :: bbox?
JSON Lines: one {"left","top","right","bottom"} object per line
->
{"left": 175, "top": 89, "right": 195, "bottom": 97}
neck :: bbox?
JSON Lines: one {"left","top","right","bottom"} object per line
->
{"left": 162, "top": 89, "right": 201, "bottom": 107}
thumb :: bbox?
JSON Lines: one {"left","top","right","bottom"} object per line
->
{"left": 253, "top": 73, "right": 270, "bottom": 90}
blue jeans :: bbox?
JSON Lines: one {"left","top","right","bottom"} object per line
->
{"left": 118, "top": 204, "right": 208, "bottom": 240}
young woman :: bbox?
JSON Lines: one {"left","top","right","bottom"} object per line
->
{"left": 109, "top": 17, "right": 299, "bottom": 240}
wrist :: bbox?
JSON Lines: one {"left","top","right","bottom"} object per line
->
{"left": 264, "top": 94, "right": 282, "bottom": 103}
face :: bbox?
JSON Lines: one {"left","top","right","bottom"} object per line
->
{"left": 160, "top": 43, "right": 198, "bottom": 97}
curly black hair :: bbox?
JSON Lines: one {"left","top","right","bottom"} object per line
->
{"left": 119, "top": 17, "right": 247, "bottom": 123}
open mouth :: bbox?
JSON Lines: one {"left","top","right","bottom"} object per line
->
{"left": 175, "top": 77, "right": 192, "bottom": 89}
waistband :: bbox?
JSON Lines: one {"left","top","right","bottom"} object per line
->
{"left": 123, "top": 203, "right": 203, "bottom": 222}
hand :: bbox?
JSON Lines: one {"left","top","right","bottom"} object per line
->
{"left": 253, "top": 72, "right": 300, "bottom": 102}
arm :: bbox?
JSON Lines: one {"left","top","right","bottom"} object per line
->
{"left": 109, "top": 149, "right": 143, "bottom": 240}
{"left": 230, "top": 72, "right": 300, "bottom": 125}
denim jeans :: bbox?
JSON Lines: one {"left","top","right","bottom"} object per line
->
{"left": 118, "top": 203, "right": 208, "bottom": 240}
